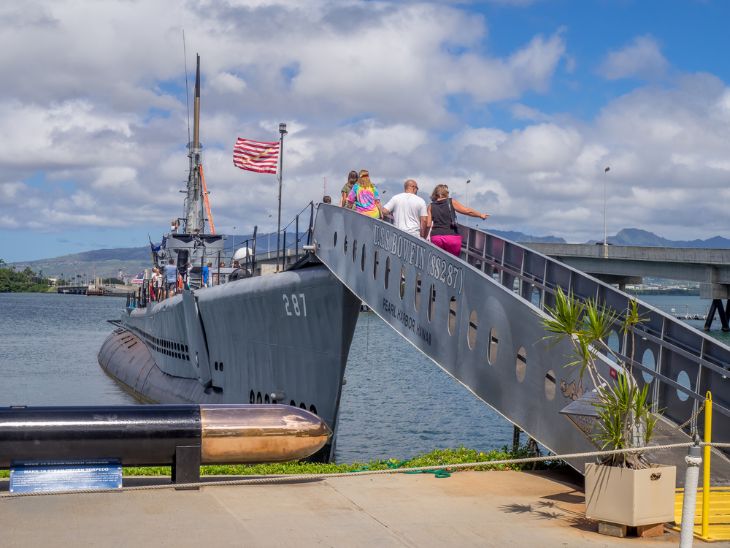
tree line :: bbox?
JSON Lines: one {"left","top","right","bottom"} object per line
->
{"left": 0, "top": 259, "right": 53, "bottom": 293}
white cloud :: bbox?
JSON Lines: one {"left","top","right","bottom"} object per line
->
{"left": 0, "top": 182, "right": 26, "bottom": 201}
{"left": 0, "top": 0, "right": 727, "bottom": 252}
{"left": 599, "top": 36, "right": 668, "bottom": 81}
{"left": 510, "top": 103, "right": 551, "bottom": 122}
{"left": 210, "top": 72, "right": 247, "bottom": 94}
{"left": 454, "top": 128, "right": 508, "bottom": 151}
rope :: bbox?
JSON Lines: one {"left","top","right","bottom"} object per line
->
{"left": 675, "top": 399, "right": 706, "bottom": 432}
{"left": 2, "top": 441, "right": 729, "bottom": 499}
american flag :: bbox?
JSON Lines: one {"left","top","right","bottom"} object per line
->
{"left": 233, "top": 138, "right": 280, "bottom": 174}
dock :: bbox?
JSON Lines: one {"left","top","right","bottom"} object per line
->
{"left": 0, "top": 471, "right": 678, "bottom": 546}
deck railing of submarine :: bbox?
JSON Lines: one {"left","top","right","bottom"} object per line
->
{"left": 456, "top": 223, "right": 730, "bottom": 435}
{"left": 127, "top": 203, "right": 316, "bottom": 309}
{"left": 276, "top": 201, "right": 315, "bottom": 269}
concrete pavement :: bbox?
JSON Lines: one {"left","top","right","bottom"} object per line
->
{"left": 0, "top": 471, "right": 679, "bottom": 547}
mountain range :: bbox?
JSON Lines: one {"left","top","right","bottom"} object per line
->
{"left": 600, "top": 228, "right": 730, "bottom": 248}
{"left": 7, "top": 228, "right": 729, "bottom": 280}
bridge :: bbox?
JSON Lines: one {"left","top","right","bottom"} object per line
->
{"left": 309, "top": 204, "right": 730, "bottom": 483}
{"left": 525, "top": 243, "right": 730, "bottom": 331}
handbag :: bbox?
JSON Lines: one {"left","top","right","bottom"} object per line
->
{"left": 447, "top": 198, "right": 458, "bottom": 230}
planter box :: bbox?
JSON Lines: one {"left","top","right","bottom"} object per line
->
{"left": 584, "top": 463, "right": 676, "bottom": 527}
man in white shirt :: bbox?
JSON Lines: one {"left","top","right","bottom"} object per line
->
{"left": 381, "top": 179, "right": 428, "bottom": 238}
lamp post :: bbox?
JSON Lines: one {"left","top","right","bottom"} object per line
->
{"left": 275, "top": 122, "right": 288, "bottom": 272}
{"left": 232, "top": 226, "right": 237, "bottom": 257}
{"left": 465, "top": 179, "right": 471, "bottom": 228}
{"left": 603, "top": 166, "right": 610, "bottom": 258}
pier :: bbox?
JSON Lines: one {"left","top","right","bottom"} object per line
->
{"left": 56, "top": 284, "right": 88, "bottom": 295}
{"left": 0, "top": 471, "right": 678, "bottom": 546}
{"left": 57, "top": 283, "right": 133, "bottom": 297}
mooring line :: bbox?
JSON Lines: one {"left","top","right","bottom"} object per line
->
{"left": 2, "top": 441, "right": 728, "bottom": 499}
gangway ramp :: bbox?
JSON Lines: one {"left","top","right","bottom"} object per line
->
{"left": 312, "top": 204, "right": 730, "bottom": 483}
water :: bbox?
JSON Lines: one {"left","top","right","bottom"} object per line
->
{"left": 334, "top": 312, "right": 514, "bottom": 462}
{"left": 0, "top": 293, "right": 137, "bottom": 406}
{"left": 1, "top": 292, "right": 727, "bottom": 463}
{"left": 633, "top": 294, "right": 730, "bottom": 346}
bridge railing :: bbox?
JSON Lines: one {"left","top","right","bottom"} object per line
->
{"left": 459, "top": 224, "right": 730, "bottom": 437}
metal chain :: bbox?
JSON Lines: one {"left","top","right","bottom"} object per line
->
{"left": 2, "top": 441, "right": 729, "bottom": 499}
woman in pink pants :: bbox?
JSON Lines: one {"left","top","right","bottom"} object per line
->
{"left": 427, "top": 184, "right": 489, "bottom": 257}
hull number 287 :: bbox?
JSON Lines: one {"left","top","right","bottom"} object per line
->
{"left": 282, "top": 293, "right": 307, "bottom": 317}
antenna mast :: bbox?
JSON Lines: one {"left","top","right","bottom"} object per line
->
{"left": 182, "top": 31, "right": 191, "bottom": 146}
{"left": 183, "top": 54, "right": 205, "bottom": 234}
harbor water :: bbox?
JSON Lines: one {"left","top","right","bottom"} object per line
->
{"left": 0, "top": 292, "right": 727, "bottom": 463}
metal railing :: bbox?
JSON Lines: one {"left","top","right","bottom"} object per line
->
{"left": 276, "top": 201, "right": 315, "bottom": 270}
{"left": 458, "top": 224, "right": 730, "bottom": 439}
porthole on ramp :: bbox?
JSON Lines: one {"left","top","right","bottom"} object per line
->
{"left": 384, "top": 256, "right": 391, "bottom": 290}
{"left": 545, "top": 370, "right": 556, "bottom": 400}
{"left": 531, "top": 287, "right": 541, "bottom": 308}
{"left": 399, "top": 266, "right": 406, "bottom": 300}
{"left": 640, "top": 348, "right": 656, "bottom": 384}
{"left": 487, "top": 328, "right": 499, "bottom": 365}
{"left": 516, "top": 347, "right": 527, "bottom": 382}
{"left": 467, "top": 310, "right": 478, "bottom": 350}
{"left": 606, "top": 330, "right": 620, "bottom": 361}
{"left": 428, "top": 284, "right": 436, "bottom": 322}
{"left": 676, "top": 371, "right": 691, "bottom": 402}
{"left": 447, "top": 296, "right": 457, "bottom": 335}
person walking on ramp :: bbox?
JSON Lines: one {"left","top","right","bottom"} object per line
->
{"left": 427, "top": 184, "right": 488, "bottom": 256}
{"left": 381, "top": 179, "right": 428, "bottom": 238}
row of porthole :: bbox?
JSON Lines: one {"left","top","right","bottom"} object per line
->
{"left": 335, "top": 233, "right": 694, "bottom": 405}
{"left": 472, "top": 248, "right": 696, "bottom": 404}
{"left": 604, "top": 332, "right": 693, "bottom": 403}
{"left": 133, "top": 326, "right": 190, "bottom": 362}
{"left": 335, "top": 232, "right": 541, "bottom": 390}
{"left": 248, "top": 390, "right": 318, "bottom": 414}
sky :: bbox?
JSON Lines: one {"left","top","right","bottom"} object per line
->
{"left": 1, "top": 0, "right": 730, "bottom": 262}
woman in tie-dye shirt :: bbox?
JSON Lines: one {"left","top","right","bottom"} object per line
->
{"left": 347, "top": 169, "right": 381, "bottom": 218}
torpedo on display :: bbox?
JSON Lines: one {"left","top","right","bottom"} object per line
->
{"left": 0, "top": 404, "right": 331, "bottom": 468}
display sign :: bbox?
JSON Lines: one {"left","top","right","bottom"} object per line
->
{"left": 9, "top": 459, "right": 122, "bottom": 494}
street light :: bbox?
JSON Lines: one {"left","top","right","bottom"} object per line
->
{"left": 465, "top": 179, "right": 471, "bottom": 228}
{"left": 603, "top": 166, "right": 611, "bottom": 247}
{"left": 232, "top": 226, "right": 237, "bottom": 256}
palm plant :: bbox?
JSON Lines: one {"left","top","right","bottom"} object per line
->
{"left": 542, "top": 287, "right": 657, "bottom": 469}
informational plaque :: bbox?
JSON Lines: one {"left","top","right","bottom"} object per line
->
{"left": 9, "top": 459, "right": 122, "bottom": 494}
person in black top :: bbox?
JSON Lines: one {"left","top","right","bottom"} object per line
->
{"left": 427, "top": 184, "right": 489, "bottom": 256}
